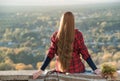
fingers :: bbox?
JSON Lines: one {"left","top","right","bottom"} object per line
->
{"left": 33, "top": 71, "right": 40, "bottom": 79}
{"left": 33, "top": 70, "right": 43, "bottom": 79}
{"left": 94, "top": 69, "right": 101, "bottom": 75}
{"left": 33, "top": 72, "right": 38, "bottom": 79}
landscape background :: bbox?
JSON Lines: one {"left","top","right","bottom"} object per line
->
{"left": 0, "top": 2, "right": 120, "bottom": 70}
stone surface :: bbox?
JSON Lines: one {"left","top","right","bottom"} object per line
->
{"left": 0, "top": 70, "right": 120, "bottom": 81}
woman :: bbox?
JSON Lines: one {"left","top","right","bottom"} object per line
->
{"left": 33, "top": 11, "right": 100, "bottom": 79}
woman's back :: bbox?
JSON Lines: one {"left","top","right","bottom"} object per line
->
{"left": 50, "top": 29, "right": 90, "bottom": 73}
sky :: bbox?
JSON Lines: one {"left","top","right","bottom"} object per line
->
{"left": 0, "top": 0, "right": 120, "bottom": 6}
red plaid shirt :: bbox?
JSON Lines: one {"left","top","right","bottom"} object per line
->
{"left": 47, "top": 29, "right": 90, "bottom": 73}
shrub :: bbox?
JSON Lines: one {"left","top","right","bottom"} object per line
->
{"left": 0, "top": 63, "right": 15, "bottom": 70}
{"left": 101, "top": 62, "right": 118, "bottom": 79}
{"left": 15, "top": 63, "right": 33, "bottom": 70}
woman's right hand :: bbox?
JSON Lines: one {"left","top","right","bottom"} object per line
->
{"left": 33, "top": 70, "right": 43, "bottom": 79}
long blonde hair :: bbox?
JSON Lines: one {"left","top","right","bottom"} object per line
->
{"left": 57, "top": 11, "right": 75, "bottom": 71}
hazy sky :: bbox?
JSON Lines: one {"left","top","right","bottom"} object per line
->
{"left": 0, "top": 0, "right": 120, "bottom": 6}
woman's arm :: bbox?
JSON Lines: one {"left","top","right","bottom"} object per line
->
{"left": 33, "top": 32, "right": 57, "bottom": 79}
{"left": 77, "top": 31, "right": 100, "bottom": 73}
{"left": 41, "top": 32, "right": 57, "bottom": 70}
{"left": 77, "top": 31, "right": 90, "bottom": 60}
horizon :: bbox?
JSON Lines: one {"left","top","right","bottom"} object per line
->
{"left": 0, "top": 0, "right": 120, "bottom": 6}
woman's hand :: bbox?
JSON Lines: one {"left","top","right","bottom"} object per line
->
{"left": 33, "top": 70, "right": 43, "bottom": 79}
{"left": 94, "top": 69, "right": 101, "bottom": 75}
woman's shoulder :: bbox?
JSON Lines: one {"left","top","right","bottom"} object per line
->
{"left": 75, "top": 29, "right": 83, "bottom": 35}
{"left": 51, "top": 31, "right": 58, "bottom": 41}
{"left": 74, "top": 29, "right": 84, "bottom": 41}
{"left": 52, "top": 31, "right": 58, "bottom": 37}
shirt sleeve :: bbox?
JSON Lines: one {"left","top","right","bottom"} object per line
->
{"left": 77, "top": 31, "right": 90, "bottom": 60}
{"left": 40, "top": 56, "right": 51, "bottom": 71}
{"left": 47, "top": 32, "right": 57, "bottom": 59}
{"left": 86, "top": 57, "right": 97, "bottom": 71}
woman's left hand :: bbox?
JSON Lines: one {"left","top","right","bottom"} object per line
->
{"left": 94, "top": 69, "right": 101, "bottom": 75}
